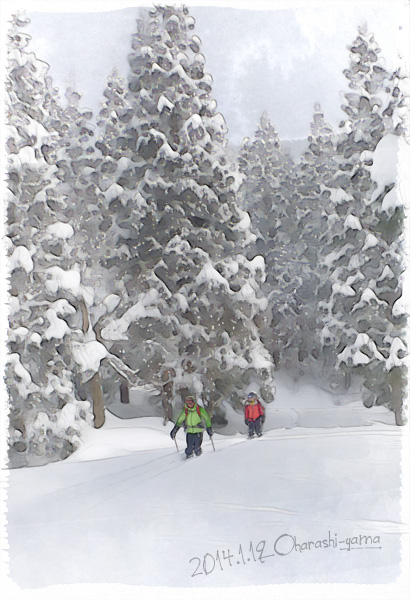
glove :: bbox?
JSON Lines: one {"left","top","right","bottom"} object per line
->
{"left": 245, "top": 420, "right": 249, "bottom": 426}
{"left": 206, "top": 427, "right": 213, "bottom": 437}
{"left": 261, "top": 415, "right": 265, "bottom": 424}
{"left": 170, "top": 425, "right": 179, "bottom": 440}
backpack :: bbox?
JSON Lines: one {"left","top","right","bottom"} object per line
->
{"left": 185, "top": 404, "right": 202, "bottom": 418}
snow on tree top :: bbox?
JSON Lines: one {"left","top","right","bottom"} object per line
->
{"left": 237, "top": 283, "right": 268, "bottom": 313}
{"left": 246, "top": 255, "right": 266, "bottom": 273}
{"left": 45, "top": 309, "right": 71, "bottom": 340}
{"left": 185, "top": 113, "right": 203, "bottom": 129}
{"left": 196, "top": 262, "right": 230, "bottom": 290}
{"left": 105, "top": 183, "right": 124, "bottom": 202}
{"left": 29, "top": 333, "right": 42, "bottom": 347}
{"left": 207, "top": 112, "right": 227, "bottom": 131}
{"left": 72, "top": 340, "right": 109, "bottom": 373}
{"left": 249, "top": 345, "right": 274, "bottom": 370}
{"left": 157, "top": 143, "right": 180, "bottom": 160}
{"left": 144, "top": 169, "right": 173, "bottom": 190}
{"left": 9, "top": 146, "right": 41, "bottom": 168}
{"left": 140, "top": 45, "right": 154, "bottom": 58}
{"left": 8, "top": 327, "right": 29, "bottom": 343}
{"left": 157, "top": 95, "right": 175, "bottom": 112}
{"left": 345, "top": 271, "right": 364, "bottom": 286}
{"left": 101, "top": 290, "right": 162, "bottom": 341}
{"left": 370, "top": 133, "right": 400, "bottom": 203}
{"left": 51, "top": 299, "right": 76, "bottom": 317}
{"left": 116, "top": 156, "right": 133, "bottom": 171}
{"left": 344, "top": 214, "right": 362, "bottom": 230}
{"left": 332, "top": 282, "right": 356, "bottom": 297}
{"left": 179, "top": 321, "right": 210, "bottom": 343}
{"left": 353, "top": 351, "right": 371, "bottom": 366}
{"left": 353, "top": 287, "right": 387, "bottom": 312}
{"left": 380, "top": 265, "right": 395, "bottom": 280}
{"left": 392, "top": 296, "right": 407, "bottom": 317}
{"left": 329, "top": 188, "right": 353, "bottom": 204}
{"left": 381, "top": 186, "right": 400, "bottom": 213}
{"left": 362, "top": 232, "right": 378, "bottom": 251}
{"left": 219, "top": 257, "right": 239, "bottom": 277}
{"left": 25, "top": 117, "right": 53, "bottom": 144}
{"left": 45, "top": 266, "right": 82, "bottom": 297}
{"left": 170, "top": 63, "right": 192, "bottom": 83}
{"left": 360, "top": 150, "right": 374, "bottom": 162}
{"left": 354, "top": 333, "right": 370, "bottom": 347}
{"left": 176, "top": 51, "right": 189, "bottom": 64}
{"left": 103, "top": 294, "right": 121, "bottom": 313}
{"left": 9, "top": 245, "right": 33, "bottom": 273}
{"left": 174, "top": 293, "right": 189, "bottom": 312}
{"left": 8, "top": 353, "right": 39, "bottom": 397}
{"left": 46, "top": 222, "right": 75, "bottom": 240}
{"left": 238, "top": 282, "right": 255, "bottom": 299}
{"left": 386, "top": 338, "right": 407, "bottom": 371}
{"left": 152, "top": 63, "right": 165, "bottom": 74}
{"left": 324, "top": 244, "right": 354, "bottom": 268}
{"left": 232, "top": 210, "right": 251, "bottom": 232}
{"left": 165, "top": 235, "right": 191, "bottom": 256}
{"left": 215, "top": 344, "right": 248, "bottom": 370}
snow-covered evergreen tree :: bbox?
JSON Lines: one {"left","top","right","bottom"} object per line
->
{"left": 238, "top": 112, "right": 295, "bottom": 254}
{"left": 299, "top": 104, "right": 338, "bottom": 186}
{"left": 6, "top": 15, "right": 95, "bottom": 466}
{"left": 287, "top": 105, "right": 342, "bottom": 379}
{"left": 98, "top": 6, "right": 275, "bottom": 422}
{"left": 317, "top": 25, "right": 408, "bottom": 423}
{"left": 333, "top": 23, "right": 407, "bottom": 207}
{"left": 238, "top": 113, "right": 299, "bottom": 367}
{"left": 51, "top": 81, "right": 145, "bottom": 426}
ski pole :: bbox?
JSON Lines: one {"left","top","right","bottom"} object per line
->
{"left": 210, "top": 436, "right": 215, "bottom": 452}
{"left": 174, "top": 437, "right": 179, "bottom": 452}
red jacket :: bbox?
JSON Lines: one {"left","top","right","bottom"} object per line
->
{"left": 245, "top": 401, "right": 264, "bottom": 422}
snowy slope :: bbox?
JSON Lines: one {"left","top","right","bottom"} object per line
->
{"left": 5, "top": 381, "right": 408, "bottom": 599}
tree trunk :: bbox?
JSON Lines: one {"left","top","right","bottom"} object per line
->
{"left": 389, "top": 369, "right": 406, "bottom": 426}
{"left": 120, "top": 380, "right": 130, "bottom": 404}
{"left": 78, "top": 299, "right": 105, "bottom": 429}
{"left": 78, "top": 299, "right": 90, "bottom": 332}
{"left": 394, "top": 406, "right": 405, "bottom": 426}
{"left": 90, "top": 372, "right": 105, "bottom": 428}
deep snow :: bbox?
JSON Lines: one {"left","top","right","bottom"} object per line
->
{"left": 3, "top": 377, "right": 409, "bottom": 600}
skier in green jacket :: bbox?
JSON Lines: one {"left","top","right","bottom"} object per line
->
{"left": 170, "top": 396, "right": 213, "bottom": 459}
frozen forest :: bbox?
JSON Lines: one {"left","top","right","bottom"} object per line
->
{"left": 5, "top": 5, "right": 409, "bottom": 469}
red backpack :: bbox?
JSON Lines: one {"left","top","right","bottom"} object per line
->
{"left": 185, "top": 404, "right": 202, "bottom": 418}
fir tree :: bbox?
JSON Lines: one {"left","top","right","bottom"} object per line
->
{"left": 6, "top": 15, "right": 94, "bottom": 466}
{"left": 99, "top": 6, "right": 275, "bottom": 421}
{"left": 238, "top": 113, "right": 297, "bottom": 367}
{"left": 318, "top": 25, "right": 408, "bottom": 423}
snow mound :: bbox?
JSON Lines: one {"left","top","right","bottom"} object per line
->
{"left": 66, "top": 414, "right": 176, "bottom": 462}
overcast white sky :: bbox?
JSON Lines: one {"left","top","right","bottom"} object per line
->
{"left": 1, "top": 0, "right": 410, "bottom": 146}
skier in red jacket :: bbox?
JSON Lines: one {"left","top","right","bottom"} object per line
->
{"left": 245, "top": 392, "right": 265, "bottom": 438}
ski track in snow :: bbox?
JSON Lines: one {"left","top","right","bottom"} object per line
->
{"left": 6, "top": 405, "right": 407, "bottom": 590}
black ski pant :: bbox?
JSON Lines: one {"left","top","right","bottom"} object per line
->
{"left": 248, "top": 417, "right": 262, "bottom": 437}
{"left": 186, "top": 432, "right": 203, "bottom": 457}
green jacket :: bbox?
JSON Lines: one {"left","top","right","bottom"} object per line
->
{"left": 176, "top": 404, "right": 212, "bottom": 434}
